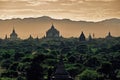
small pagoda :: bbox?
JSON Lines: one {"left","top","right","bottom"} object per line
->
{"left": 79, "top": 31, "right": 86, "bottom": 42}
{"left": 51, "top": 55, "right": 73, "bottom": 80}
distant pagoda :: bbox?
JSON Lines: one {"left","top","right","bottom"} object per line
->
{"left": 79, "top": 31, "right": 86, "bottom": 42}
{"left": 106, "top": 32, "right": 113, "bottom": 39}
{"left": 4, "top": 34, "right": 8, "bottom": 40}
{"left": 88, "top": 34, "right": 92, "bottom": 41}
{"left": 51, "top": 55, "right": 73, "bottom": 80}
{"left": 28, "top": 35, "right": 34, "bottom": 40}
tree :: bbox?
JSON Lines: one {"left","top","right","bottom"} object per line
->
{"left": 26, "top": 62, "right": 43, "bottom": 80}
{"left": 76, "top": 45, "right": 88, "bottom": 54}
{"left": 26, "top": 54, "right": 45, "bottom": 80}
{"left": 1, "top": 59, "right": 13, "bottom": 69}
{"left": 97, "top": 62, "right": 117, "bottom": 80}
{"left": 84, "top": 57, "right": 100, "bottom": 68}
{"left": 68, "top": 55, "right": 76, "bottom": 63}
{"left": 1, "top": 70, "right": 18, "bottom": 78}
{"left": 78, "top": 69, "right": 100, "bottom": 80}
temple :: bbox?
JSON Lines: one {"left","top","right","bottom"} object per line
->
{"left": 27, "top": 35, "right": 34, "bottom": 40}
{"left": 106, "top": 32, "right": 113, "bottom": 39}
{"left": 2, "top": 25, "right": 115, "bottom": 41}
{"left": 4, "top": 34, "right": 8, "bottom": 40}
{"left": 51, "top": 55, "right": 73, "bottom": 80}
{"left": 88, "top": 34, "right": 92, "bottom": 41}
{"left": 46, "top": 24, "right": 60, "bottom": 38}
{"left": 79, "top": 31, "right": 86, "bottom": 42}
{"left": 10, "top": 28, "right": 18, "bottom": 40}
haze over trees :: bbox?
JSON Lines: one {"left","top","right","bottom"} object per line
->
{"left": 0, "top": 35, "right": 120, "bottom": 80}
{"left": 0, "top": 16, "right": 120, "bottom": 38}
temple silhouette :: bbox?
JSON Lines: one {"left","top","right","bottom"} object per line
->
{"left": 3, "top": 24, "right": 114, "bottom": 41}
{"left": 10, "top": 28, "right": 18, "bottom": 40}
{"left": 46, "top": 24, "right": 60, "bottom": 38}
{"left": 51, "top": 55, "right": 73, "bottom": 80}
{"left": 106, "top": 32, "right": 113, "bottom": 39}
{"left": 5, "top": 28, "right": 20, "bottom": 41}
{"left": 79, "top": 31, "right": 86, "bottom": 42}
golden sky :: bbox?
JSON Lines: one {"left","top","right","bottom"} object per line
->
{"left": 0, "top": 0, "right": 120, "bottom": 21}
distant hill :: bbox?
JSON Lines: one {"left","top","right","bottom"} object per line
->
{"left": 0, "top": 16, "right": 120, "bottom": 39}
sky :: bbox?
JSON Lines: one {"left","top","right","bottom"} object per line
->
{"left": 0, "top": 0, "right": 120, "bottom": 21}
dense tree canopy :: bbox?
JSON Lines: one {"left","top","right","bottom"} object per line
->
{"left": 0, "top": 37, "right": 120, "bottom": 80}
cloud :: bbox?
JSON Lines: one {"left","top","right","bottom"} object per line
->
{"left": 0, "top": 0, "right": 119, "bottom": 21}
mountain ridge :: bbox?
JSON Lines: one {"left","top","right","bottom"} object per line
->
{"left": 0, "top": 16, "right": 120, "bottom": 23}
{"left": 0, "top": 16, "right": 120, "bottom": 39}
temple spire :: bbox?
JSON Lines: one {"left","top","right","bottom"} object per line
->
{"left": 93, "top": 33, "right": 95, "bottom": 38}
{"left": 13, "top": 27, "right": 15, "bottom": 32}
{"left": 79, "top": 31, "right": 86, "bottom": 42}
{"left": 106, "top": 32, "right": 112, "bottom": 39}
{"left": 12, "top": 25, "right": 15, "bottom": 33}
{"left": 35, "top": 36, "right": 39, "bottom": 41}
{"left": 28, "top": 35, "right": 33, "bottom": 39}
{"left": 108, "top": 32, "right": 111, "bottom": 36}
{"left": 88, "top": 33, "right": 92, "bottom": 41}
{"left": 5, "top": 34, "right": 8, "bottom": 40}
{"left": 51, "top": 23, "right": 55, "bottom": 29}
{"left": 10, "top": 27, "right": 18, "bottom": 40}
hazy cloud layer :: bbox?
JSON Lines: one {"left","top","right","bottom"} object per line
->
{"left": 0, "top": 0, "right": 120, "bottom": 21}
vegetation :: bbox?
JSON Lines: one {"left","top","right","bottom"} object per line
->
{"left": 0, "top": 37, "right": 120, "bottom": 80}
{"left": 78, "top": 69, "right": 100, "bottom": 80}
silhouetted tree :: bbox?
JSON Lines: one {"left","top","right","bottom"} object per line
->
{"left": 26, "top": 62, "right": 43, "bottom": 80}
{"left": 26, "top": 54, "right": 45, "bottom": 80}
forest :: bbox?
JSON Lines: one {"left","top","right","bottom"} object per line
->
{"left": 0, "top": 37, "right": 120, "bottom": 80}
